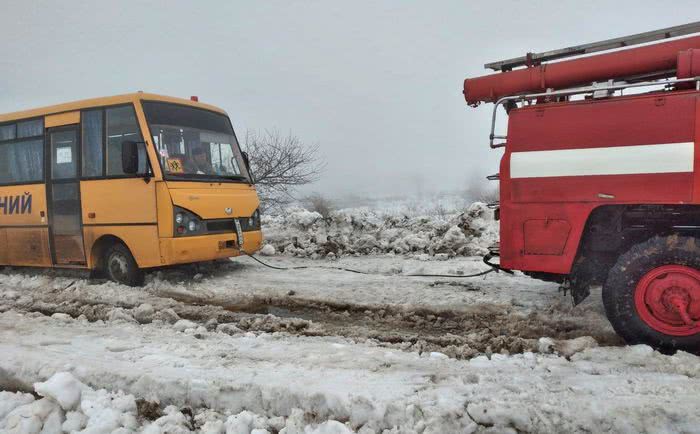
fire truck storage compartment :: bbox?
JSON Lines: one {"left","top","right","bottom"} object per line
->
{"left": 523, "top": 219, "right": 571, "bottom": 255}
{"left": 505, "top": 90, "right": 697, "bottom": 205}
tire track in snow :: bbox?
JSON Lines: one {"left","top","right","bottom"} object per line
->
{"left": 0, "top": 270, "right": 623, "bottom": 359}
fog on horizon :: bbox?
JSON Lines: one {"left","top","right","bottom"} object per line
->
{"left": 1, "top": 1, "right": 695, "bottom": 200}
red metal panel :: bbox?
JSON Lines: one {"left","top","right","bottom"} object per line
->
{"left": 507, "top": 91, "right": 697, "bottom": 152}
{"left": 464, "top": 35, "right": 700, "bottom": 104}
{"left": 510, "top": 173, "right": 694, "bottom": 203}
{"left": 677, "top": 49, "right": 700, "bottom": 78}
{"left": 498, "top": 201, "right": 595, "bottom": 274}
{"left": 523, "top": 219, "right": 571, "bottom": 255}
{"left": 497, "top": 91, "right": 698, "bottom": 275}
{"left": 695, "top": 96, "right": 700, "bottom": 203}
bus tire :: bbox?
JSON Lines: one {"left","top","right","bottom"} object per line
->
{"left": 104, "top": 243, "right": 145, "bottom": 287}
{"left": 602, "top": 235, "right": 700, "bottom": 354}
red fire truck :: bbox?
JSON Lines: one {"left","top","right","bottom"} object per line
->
{"left": 464, "top": 23, "right": 700, "bottom": 352}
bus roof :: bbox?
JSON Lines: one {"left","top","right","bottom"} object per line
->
{"left": 0, "top": 92, "right": 228, "bottom": 123}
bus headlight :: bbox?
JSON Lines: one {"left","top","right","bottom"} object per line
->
{"left": 240, "top": 208, "right": 261, "bottom": 231}
{"left": 173, "top": 207, "right": 204, "bottom": 237}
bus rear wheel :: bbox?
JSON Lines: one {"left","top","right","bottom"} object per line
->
{"left": 104, "top": 243, "right": 144, "bottom": 287}
{"left": 603, "top": 236, "right": 700, "bottom": 354}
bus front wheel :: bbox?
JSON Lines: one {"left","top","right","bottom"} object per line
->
{"left": 104, "top": 243, "right": 145, "bottom": 287}
{"left": 603, "top": 235, "right": 700, "bottom": 354}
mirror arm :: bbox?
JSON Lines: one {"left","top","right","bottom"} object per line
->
{"left": 143, "top": 159, "right": 153, "bottom": 184}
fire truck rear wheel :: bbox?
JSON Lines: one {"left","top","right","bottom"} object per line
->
{"left": 104, "top": 243, "right": 145, "bottom": 287}
{"left": 603, "top": 235, "right": 700, "bottom": 354}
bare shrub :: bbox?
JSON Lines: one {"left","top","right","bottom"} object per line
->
{"left": 243, "top": 130, "right": 325, "bottom": 212}
{"left": 305, "top": 192, "right": 335, "bottom": 218}
{"left": 433, "top": 204, "right": 448, "bottom": 219}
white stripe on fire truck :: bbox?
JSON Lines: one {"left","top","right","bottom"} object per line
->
{"left": 510, "top": 142, "right": 694, "bottom": 178}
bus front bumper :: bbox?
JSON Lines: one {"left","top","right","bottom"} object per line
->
{"left": 159, "top": 230, "right": 263, "bottom": 266}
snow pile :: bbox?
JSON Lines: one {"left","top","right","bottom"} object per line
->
{"left": 1, "top": 310, "right": 700, "bottom": 433}
{"left": 261, "top": 202, "right": 497, "bottom": 258}
{"left": 0, "top": 372, "right": 355, "bottom": 434}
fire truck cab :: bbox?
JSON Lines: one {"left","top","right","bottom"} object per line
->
{"left": 464, "top": 23, "right": 700, "bottom": 353}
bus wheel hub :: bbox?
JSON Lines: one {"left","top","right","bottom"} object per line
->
{"left": 635, "top": 265, "right": 700, "bottom": 336}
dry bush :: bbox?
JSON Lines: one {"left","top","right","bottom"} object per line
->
{"left": 243, "top": 129, "right": 325, "bottom": 212}
{"left": 305, "top": 192, "right": 335, "bottom": 218}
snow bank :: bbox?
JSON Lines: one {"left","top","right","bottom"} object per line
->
{"left": 0, "top": 372, "right": 355, "bottom": 434}
{"left": 261, "top": 202, "right": 497, "bottom": 259}
{"left": 2, "top": 311, "right": 699, "bottom": 433}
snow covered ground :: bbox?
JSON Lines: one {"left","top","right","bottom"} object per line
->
{"left": 0, "top": 203, "right": 699, "bottom": 433}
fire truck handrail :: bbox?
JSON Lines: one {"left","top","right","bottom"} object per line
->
{"left": 488, "top": 76, "right": 700, "bottom": 149}
{"left": 484, "top": 22, "right": 700, "bottom": 71}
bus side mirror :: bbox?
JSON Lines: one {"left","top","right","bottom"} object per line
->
{"left": 122, "top": 141, "right": 139, "bottom": 174}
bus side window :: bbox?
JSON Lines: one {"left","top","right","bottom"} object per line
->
{"left": 0, "top": 124, "right": 16, "bottom": 141}
{"left": 0, "top": 121, "right": 44, "bottom": 184}
{"left": 105, "top": 106, "right": 145, "bottom": 176}
{"left": 82, "top": 110, "right": 103, "bottom": 177}
{"left": 0, "top": 140, "right": 44, "bottom": 184}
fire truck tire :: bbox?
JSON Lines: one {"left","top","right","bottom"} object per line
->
{"left": 603, "top": 235, "right": 700, "bottom": 354}
{"left": 104, "top": 243, "right": 145, "bottom": 287}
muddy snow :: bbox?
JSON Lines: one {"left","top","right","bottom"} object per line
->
{"left": 0, "top": 204, "right": 698, "bottom": 433}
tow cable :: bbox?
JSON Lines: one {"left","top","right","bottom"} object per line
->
{"left": 243, "top": 252, "right": 499, "bottom": 278}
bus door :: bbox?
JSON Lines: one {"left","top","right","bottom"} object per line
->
{"left": 46, "top": 125, "right": 86, "bottom": 265}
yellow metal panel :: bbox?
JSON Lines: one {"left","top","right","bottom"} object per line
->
{"left": 7, "top": 227, "right": 52, "bottom": 266}
{"left": 0, "top": 185, "right": 51, "bottom": 266}
{"left": 83, "top": 225, "right": 162, "bottom": 268}
{"left": 0, "top": 229, "right": 7, "bottom": 264}
{"left": 167, "top": 183, "right": 260, "bottom": 219}
{"left": 0, "top": 184, "right": 48, "bottom": 226}
{"left": 156, "top": 181, "right": 174, "bottom": 238}
{"left": 45, "top": 111, "right": 80, "bottom": 128}
{"left": 0, "top": 93, "right": 226, "bottom": 124}
{"left": 159, "top": 230, "right": 262, "bottom": 265}
{"left": 80, "top": 179, "right": 156, "bottom": 225}
{"left": 242, "top": 230, "right": 263, "bottom": 255}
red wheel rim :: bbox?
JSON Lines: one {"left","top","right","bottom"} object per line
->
{"left": 634, "top": 265, "right": 700, "bottom": 336}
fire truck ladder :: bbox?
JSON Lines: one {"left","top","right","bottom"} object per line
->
{"left": 485, "top": 21, "right": 700, "bottom": 71}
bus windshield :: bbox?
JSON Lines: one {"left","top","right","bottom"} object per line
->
{"left": 142, "top": 102, "right": 250, "bottom": 182}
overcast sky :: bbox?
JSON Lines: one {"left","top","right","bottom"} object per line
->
{"left": 1, "top": 1, "right": 697, "bottom": 198}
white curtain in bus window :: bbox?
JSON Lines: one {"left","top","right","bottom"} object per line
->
{"left": 0, "top": 140, "right": 43, "bottom": 184}
{"left": 106, "top": 106, "right": 145, "bottom": 176}
{"left": 0, "top": 124, "right": 16, "bottom": 141}
{"left": 17, "top": 120, "right": 43, "bottom": 138}
{"left": 82, "top": 110, "right": 103, "bottom": 177}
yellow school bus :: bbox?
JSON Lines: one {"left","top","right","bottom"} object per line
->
{"left": 0, "top": 93, "right": 262, "bottom": 285}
